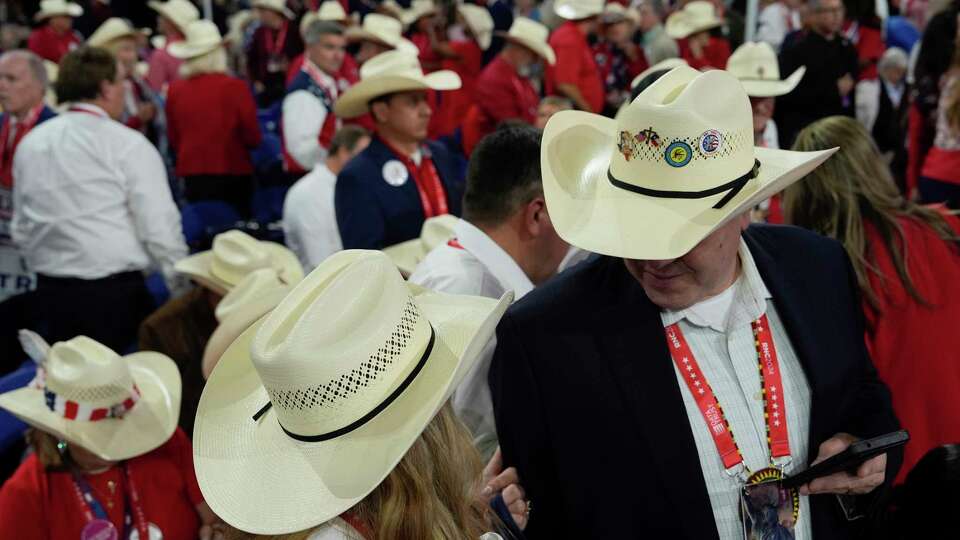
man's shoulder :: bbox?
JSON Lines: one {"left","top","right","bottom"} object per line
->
{"left": 507, "top": 255, "right": 624, "bottom": 326}
{"left": 549, "top": 22, "right": 580, "bottom": 47}
{"left": 338, "top": 143, "right": 387, "bottom": 182}
{"left": 744, "top": 223, "right": 847, "bottom": 273}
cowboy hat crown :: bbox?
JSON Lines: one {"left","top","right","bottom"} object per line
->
{"left": 727, "top": 41, "right": 806, "bottom": 97}
{"left": 148, "top": 0, "right": 200, "bottom": 33}
{"left": 87, "top": 18, "right": 150, "bottom": 48}
{"left": 45, "top": 337, "right": 138, "bottom": 409}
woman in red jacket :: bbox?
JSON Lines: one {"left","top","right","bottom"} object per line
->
{"left": 783, "top": 116, "right": 960, "bottom": 484}
{"left": 167, "top": 21, "right": 262, "bottom": 218}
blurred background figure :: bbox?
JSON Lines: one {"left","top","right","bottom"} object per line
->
{"left": 856, "top": 47, "right": 910, "bottom": 191}
{"left": 546, "top": 0, "right": 605, "bottom": 112}
{"left": 665, "top": 0, "right": 730, "bottom": 69}
{"left": 917, "top": 18, "right": 960, "bottom": 208}
{"left": 246, "top": 0, "right": 302, "bottom": 107}
{"left": 592, "top": 3, "right": 647, "bottom": 115}
{"left": 756, "top": 0, "right": 803, "bottom": 51}
{"left": 432, "top": 3, "right": 494, "bottom": 138}
{"left": 534, "top": 95, "right": 572, "bottom": 129}
{"left": 146, "top": 0, "right": 200, "bottom": 94}
{"left": 27, "top": 0, "right": 83, "bottom": 63}
{"left": 634, "top": 0, "right": 679, "bottom": 65}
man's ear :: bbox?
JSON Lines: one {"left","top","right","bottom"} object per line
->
{"left": 370, "top": 101, "right": 386, "bottom": 124}
{"left": 524, "top": 196, "right": 547, "bottom": 237}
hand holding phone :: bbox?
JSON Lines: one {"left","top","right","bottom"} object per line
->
{"left": 782, "top": 430, "right": 908, "bottom": 495}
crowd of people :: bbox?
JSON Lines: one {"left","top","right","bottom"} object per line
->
{"left": 0, "top": 0, "right": 957, "bottom": 538}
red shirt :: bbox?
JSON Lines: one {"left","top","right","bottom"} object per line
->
{"left": 462, "top": 55, "right": 539, "bottom": 154}
{"left": 436, "top": 40, "right": 484, "bottom": 137}
{"left": 678, "top": 36, "right": 731, "bottom": 70}
{"left": 546, "top": 21, "right": 604, "bottom": 113}
{"left": 0, "top": 428, "right": 204, "bottom": 540}
{"left": 410, "top": 31, "right": 442, "bottom": 73}
{"left": 146, "top": 42, "right": 185, "bottom": 94}
{"left": 862, "top": 213, "right": 960, "bottom": 483}
{"left": 27, "top": 25, "right": 81, "bottom": 63}
{"left": 167, "top": 73, "right": 262, "bottom": 176}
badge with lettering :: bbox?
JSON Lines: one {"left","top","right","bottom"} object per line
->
{"left": 664, "top": 141, "right": 693, "bottom": 168}
{"left": 382, "top": 160, "right": 409, "bottom": 187}
{"left": 698, "top": 129, "right": 723, "bottom": 157}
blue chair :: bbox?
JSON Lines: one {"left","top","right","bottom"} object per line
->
{"left": 251, "top": 185, "right": 290, "bottom": 226}
{"left": 886, "top": 16, "right": 921, "bottom": 53}
{"left": 0, "top": 361, "right": 36, "bottom": 454}
{"left": 180, "top": 201, "right": 242, "bottom": 251}
{"left": 251, "top": 132, "right": 284, "bottom": 173}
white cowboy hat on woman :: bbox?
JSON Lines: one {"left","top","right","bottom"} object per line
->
{"left": 333, "top": 49, "right": 461, "bottom": 119}
{"left": 496, "top": 16, "right": 556, "bottom": 65}
{"left": 167, "top": 19, "right": 226, "bottom": 59}
{"left": 0, "top": 336, "right": 180, "bottom": 461}
{"left": 174, "top": 230, "right": 304, "bottom": 295}
{"left": 193, "top": 250, "right": 511, "bottom": 534}
{"left": 252, "top": 0, "right": 295, "bottom": 20}
{"left": 383, "top": 213, "right": 459, "bottom": 276}
{"left": 87, "top": 17, "right": 151, "bottom": 48}
{"left": 403, "top": 0, "right": 438, "bottom": 26}
{"left": 34, "top": 0, "right": 83, "bottom": 21}
{"left": 457, "top": 3, "right": 495, "bottom": 50}
{"left": 541, "top": 66, "right": 837, "bottom": 260}
{"left": 666, "top": 0, "right": 723, "bottom": 39}
{"left": 344, "top": 13, "right": 417, "bottom": 52}
{"left": 727, "top": 41, "right": 806, "bottom": 97}
{"left": 554, "top": 0, "right": 604, "bottom": 20}
{"left": 148, "top": 0, "right": 200, "bottom": 34}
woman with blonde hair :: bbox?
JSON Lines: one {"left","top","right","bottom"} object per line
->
{"left": 783, "top": 115, "right": 960, "bottom": 483}
{"left": 194, "top": 250, "right": 529, "bottom": 540}
{"left": 918, "top": 19, "right": 960, "bottom": 208}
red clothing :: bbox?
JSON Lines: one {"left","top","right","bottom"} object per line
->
{"left": 862, "top": 213, "right": 960, "bottom": 483}
{"left": 146, "top": 41, "right": 185, "bottom": 94}
{"left": 410, "top": 31, "right": 442, "bottom": 73}
{"left": 27, "top": 25, "right": 81, "bottom": 63}
{"left": 546, "top": 21, "right": 604, "bottom": 113}
{"left": 0, "top": 428, "right": 204, "bottom": 540}
{"left": 920, "top": 147, "right": 960, "bottom": 185}
{"left": 436, "top": 40, "right": 484, "bottom": 137}
{"left": 462, "top": 55, "right": 539, "bottom": 155}
{"left": 678, "top": 36, "right": 731, "bottom": 70}
{"left": 906, "top": 103, "right": 928, "bottom": 196}
{"left": 166, "top": 73, "right": 261, "bottom": 176}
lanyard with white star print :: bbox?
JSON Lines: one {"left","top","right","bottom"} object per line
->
{"left": 664, "top": 314, "right": 791, "bottom": 476}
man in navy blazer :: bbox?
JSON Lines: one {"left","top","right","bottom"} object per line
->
{"left": 490, "top": 67, "right": 901, "bottom": 539}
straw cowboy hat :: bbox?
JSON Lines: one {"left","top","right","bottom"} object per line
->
{"left": 383, "top": 214, "right": 459, "bottom": 276}
{"left": 334, "top": 49, "right": 461, "bottom": 119}
{"left": 496, "top": 17, "right": 556, "bottom": 65}
{"left": 34, "top": 0, "right": 83, "bottom": 21}
{"left": 252, "top": 0, "right": 295, "bottom": 20}
{"left": 344, "top": 13, "right": 417, "bottom": 51}
{"left": 727, "top": 41, "right": 806, "bottom": 97}
{"left": 666, "top": 1, "right": 723, "bottom": 39}
{"left": 554, "top": 0, "right": 604, "bottom": 20}
{"left": 0, "top": 336, "right": 180, "bottom": 461}
{"left": 318, "top": 0, "right": 348, "bottom": 22}
{"left": 457, "top": 3, "right": 494, "bottom": 50}
{"left": 87, "top": 18, "right": 151, "bottom": 48}
{"left": 601, "top": 3, "right": 636, "bottom": 25}
{"left": 167, "top": 20, "right": 226, "bottom": 59}
{"left": 202, "top": 268, "right": 292, "bottom": 379}
{"left": 148, "top": 0, "right": 200, "bottom": 34}
{"left": 193, "top": 250, "right": 511, "bottom": 534}
{"left": 541, "top": 66, "right": 837, "bottom": 260}
{"left": 379, "top": 0, "right": 406, "bottom": 22}
{"left": 174, "top": 230, "right": 304, "bottom": 295}
{"left": 403, "top": 0, "right": 438, "bottom": 26}
{"left": 630, "top": 58, "right": 689, "bottom": 89}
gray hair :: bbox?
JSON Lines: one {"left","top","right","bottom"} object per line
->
{"left": 878, "top": 47, "right": 909, "bottom": 73}
{"left": 0, "top": 49, "right": 48, "bottom": 88}
{"left": 303, "top": 20, "right": 343, "bottom": 46}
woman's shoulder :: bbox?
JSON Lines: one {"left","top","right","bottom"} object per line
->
{"left": 306, "top": 517, "right": 366, "bottom": 540}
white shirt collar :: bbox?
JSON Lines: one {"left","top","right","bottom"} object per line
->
{"left": 661, "top": 238, "right": 771, "bottom": 331}
{"left": 454, "top": 219, "right": 535, "bottom": 299}
{"left": 68, "top": 103, "right": 110, "bottom": 118}
{"left": 303, "top": 58, "right": 338, "bottom": 96}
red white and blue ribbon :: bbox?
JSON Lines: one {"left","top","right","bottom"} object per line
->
{"left": 44, "top": 385, "right": 141, "bottom": 421}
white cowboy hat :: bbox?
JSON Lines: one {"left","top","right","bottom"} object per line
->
{"left": 379, "top": 0, "right": 406, "bottom": 22}
{"left": 727, "top": 41, "right": 806, "bottom": 97}
{"left": 542, "top": 66, "right": 837, "bottom": 260}
{"left": 168, "top": 20, "right": 226, "bottom": 59}
{"left": 0, "top": 336, "right": 180, "bottom": 461}
{"left": 34, "top": 0, "right": 83, "bottom": 21}
{"left": 496, "top": 17, "right": 555, "bottom": 65}
{"left": 666, "top": 0, "right": 723, "bottom": 39}
{"left": 226, "top": 9, "right": 256, "bottom": 45}
{"left": 202, "top": 268, "right": 291, "bottom": 379}
{"left": 174, "top": 230, "right": 305, "bottom": 295}
{"left": 630, "top": 58, "right": 689, "bottom": 89}
{"left": 318, "top": 0, "right": 348, "bottom": 22}
{"left": 252, "top": 0, "right": 295, "bottom": 20}
{"left": 148, "top": 0, "right": 200, "bottom": 35}
{"left": 383, "top": 214, "right": 459, "bottom": 276}
{"left": 403, "top": 0, "right": 438, "bottom": 26}
{"left": 333, "top": 49, "right": 461, "bottom": 119}
{"left": 87, "top": 17, "right": 151, "bottom": 48}
{"left": 193, "top": 250, "right": 511, "bottom": 534}
{"left": 344, "top": 13, "right": 417, "bottom": 52}
{"left": 554, "top": 0, "right": 604, "bottom": 20}
{"left": 601, "top": 3, "right": 636, "bottom": 24}
{"left": 457, "top": 3, "right": 494, "bottom": 50}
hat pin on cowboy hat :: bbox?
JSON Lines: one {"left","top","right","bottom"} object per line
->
{"left": 34, "top": 0, "right": 83, "bottom": 22}
{"left": 193, "top": 250, "right": 511, "bottom": 534}
{"left": 174, "top": 230, "right": 304, "bottom": 295}
{"left": 727, "top": 41, "right": 806, "bottom": 98}
{"left": 541, "top": 65, "right": 838, "bottom": 261}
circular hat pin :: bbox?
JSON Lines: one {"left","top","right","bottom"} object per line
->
{"left": 664, "top": 141, "right": 693, "bottom": 168}
{"left": 698, "top": 129, "right": 723, "bottom": 157}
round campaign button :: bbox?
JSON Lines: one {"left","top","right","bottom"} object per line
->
{"left": 80, "top": 519, "right": 118, "bottom": 540}
{"left": 698, "top": 129, "right": 723, "bottom": 157}
{"left": 664, "top": 141, "right": 693, "bottom": 168}
{"left": 382, "top": 160, "right": 409, "bottom": 187}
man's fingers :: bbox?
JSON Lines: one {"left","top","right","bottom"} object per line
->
{"left": 487, "top": 466, "right": 520, "bottom": 494}
{"left": 856, "top": 454, "right": 886, "bottom": 478}
{"left": 502, "top": 483, "right": 526, "bottom": 505}
{"left": 483, "top": 447, "right": 503, "bottom": 479}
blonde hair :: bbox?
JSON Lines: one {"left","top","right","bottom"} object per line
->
{"left": 180, "top": 47, "right": 228, "bottom": 78}
{"left": 233, "top": 404, "right": 497, "bottom": 540}
{"left": 27, "top": 428, "right": 64, "bottom": 469}
{"left": 783, "top": 116, "right": 959, "bottom": 317}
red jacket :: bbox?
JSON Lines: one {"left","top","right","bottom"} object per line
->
{"left": 463, "top": 55, "right": 539, "bottom": 154}
{"left": 546, "top": 21, "right": 604, "bottom": 113}
{"left": 863, "top": 213, "right": 960, "bottom": 483}
{"left": 436, "top": 40, "right": 484, "bottom": 137}
{"left": 166, "top": 73, "right": 261, "bottom": 176}
{"left": 27, "top": 25, "right": 81, "bottom": 63}
{"left": 678, "top": 36, "right": 731, "bottom": 70}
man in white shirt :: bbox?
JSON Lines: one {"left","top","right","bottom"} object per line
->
{"left": 283, "top": 124, "right": 370, "bottom": 271}
{"left": 12, "top": 46, "right": 187, "bottom": 353}
{"left": 410, "top": 125, "right": 569, "bottom": 456}
{"left": 282, "top": 20, "right": 346, "bottom": 174}
{"left": 756, "top": 0, "right": 803, "bottom": 51}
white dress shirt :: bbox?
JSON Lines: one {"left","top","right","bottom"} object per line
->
{"left": 282, "top": 60, "right": 339, "bottom": 171}
{"left": 661, "top": 239, "right": 813, "bottom": 540}
{"left": 11, "top": 104, "right": 187, "bottom": 289}
{"left": 756, "top": 2, "right": 800, "bottom": 51}
{"left": 283, "top": 162, "right": 342, "bottom": 272}
{"left": 410, "top": 219, "right": 534, "bottom": 457}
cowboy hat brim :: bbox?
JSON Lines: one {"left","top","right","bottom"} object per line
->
{"left": 193, "top": 254, "right": 511, "bottom": 534}
{"left": 167, "top": 38, "right": 227, "bottom": 59}
{"left": 174, "top": 242, "right": 304, "bottom": 295}
{"left": 495, "top": 32, "right": 556, "bottom": 65}
{"left": 88, "top": 27, "right": 152, "bottom": 49}
{"left": 382, "top": 238, "right": 426, "bottom": 277}
{"left": 333, "top": 70, "right": 461, "bottom": 119}
{"left": 251, "top": 1, "right": 295, "bottom": 19}
{"left": 343, "top": 27, "right": 418, "bottom": 53}
{"left": 738, "top": 66, "right": 806, "bottom": 98}
{"left": 541, "top": 110, "right": 837, "bottom": 260}
{"left": 665, "top": 16, "right": 723, "bottom": 39}
{"left": 0, "top": 352, "right": 180, "bottom": 461}
{"left": 148, "top": 1, "right": 195, "bottom": 34}
{"left": 201, "top": 288, "right": 289, "bottom": 380}
{"left": 554, "top": 4, "right": 604, "bottom": 20}
{"left": 35, "top": 4, "right": 83, "bottom": 21}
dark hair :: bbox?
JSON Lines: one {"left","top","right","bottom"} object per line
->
{"left": 463, "top": 124, "right": 543, "bottom": 226}
{"left": 329, "top": 124, "right": 369, "bottom": 155}
{"left": 55, "top": 47, "right": 117, "bottom": 104}
{"left": 368, "top": 92, "right": 398, "bottom": 123}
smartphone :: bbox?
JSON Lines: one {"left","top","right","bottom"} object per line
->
{"left": 781, "top": 430, "right": 909, "bottom": 489}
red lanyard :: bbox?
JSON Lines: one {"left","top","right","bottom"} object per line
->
{"left": 380, "top": 138, "right": 449, "bottom": 219}
{"left": 303, "top": 60, "right": 337, "bottom": 99}
{"left": 266, "top": 21, "right": 289, "bottom": 57}
{"left": 664, "top": 314, "right": 791, "bottom": 472}
{"left": 70, "top": 463, "right": 149, "bottom": 539}
{"left": 0, "top": 105, "right": 43, "bottom": 189}
{"left": 68, "top": 106, "right": 108, "bottom": 118}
